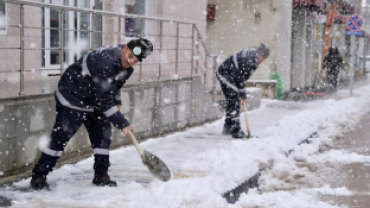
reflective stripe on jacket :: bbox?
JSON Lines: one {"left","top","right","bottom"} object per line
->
{"left": 217, "top": 48, "right": 259, "bottom": 99}
{"left": 56, "top": 44, "right": 132, "bottom": 129}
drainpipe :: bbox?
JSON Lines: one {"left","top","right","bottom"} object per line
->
{"left": 363, "top": 0, "right": 369, "bottom": 73}
{"left": 320, "top": 3, "right": 338, "bottom": 75}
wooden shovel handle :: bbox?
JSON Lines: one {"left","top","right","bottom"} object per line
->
{"left": 126, "top": 130, "right": 145, "bottom": 158}
{"left": 242, "top": 101, "right": 251, "bottom": 134}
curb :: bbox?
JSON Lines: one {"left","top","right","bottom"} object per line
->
{"left": 222, "top": 172, "right": 261, "bottom": 204}
{"left": 0, "top": 196, "right": 12, "bottom": 207}
{"left": 222, "top": 131, "right": 319, "bottom": 204}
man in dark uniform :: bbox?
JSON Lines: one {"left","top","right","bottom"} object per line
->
{"left": 30, "top": 38, "right": 153, "bottom": 190}
{"left": 216, "top": 43, "right": 270, "bottom": 138}
{"left": 321, "top": 47, "right": 344, "bottom": 93}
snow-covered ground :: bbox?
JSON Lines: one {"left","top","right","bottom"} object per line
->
{"left": 1, "top": 83, "right": 370, "bottom": 208}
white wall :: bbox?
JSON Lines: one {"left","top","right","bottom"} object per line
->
{"left": 206, "top": 0, "right": 293, "bottom": 91}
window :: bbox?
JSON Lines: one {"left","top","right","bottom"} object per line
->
{"left": 0, "top": 2, "right": 7, "bottom": 34}
{"left": 74, "top": 0, "right": 92, "bottom": 61}
{"left": 42, "top": 0, "right": 64, "bottom": 70}
{"left": 125, "top": 0, "right": 156, "bottom": 37}
{"left": 125, "top": 0, "right": 145, "bottom": 37}
{"left": 50, "top": 3, "right": 61, "bottom": 65}
{"left": 42, "top": 0, "right": 102, "bottom": 75}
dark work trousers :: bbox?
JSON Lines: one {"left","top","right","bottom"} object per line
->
{"left": 219, "top": 81, "right": 241, "bottom": 133}
{"left": 326, "top": 71, "right": 339, "bottom": 92}
{"left": 33, "top": 102, "right": 112, "bottom": 176}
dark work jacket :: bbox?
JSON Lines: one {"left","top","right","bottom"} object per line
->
{"left": 216, "top": 48, "right": 260, "bottom": 99}
{"left": 56, "top": 44, "right": 133, "bottom": 130}
{"left": 324, "top": 51, "right": 343, "bottom": 76}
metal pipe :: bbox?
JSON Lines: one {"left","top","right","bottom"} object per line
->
{"left": 0, "top": 70, "right": 21, "bottom": 73}
{"left": 62, "top": 28, "right": 91, "bottom": 32}
{"left": 0, "top": 67, "right": 79, "bottom": 73}
{"left": 196, "top": 33, "right": 199, "bottom": 75}
{"left": 118, "top": 17, "right": 121, "bottom": 44}
{"left": 140, "top": 19, "right": 144, "bottom": 37}
{"left": 4, "top": 24, "right": 192, "bottom": 37}
{"left": 91, "top": 13, "right": 95, "bottom": 51}
{"left": 193, "top": 24, "right": 211, "bottom": 56}
{"left": 159, "top": 21, "right": 163, "bottom": 80}
{"left": 204, "top": 54, "right": 208, "bottom": 85}
{"left": 350, "top": 35, "right": 356, "bottom": 96}
{"left": 8, "top": 25, "right": 62, "bottom": 30}
{"left": 176, "top": 23, "right": 179, "bottom": 75}
{"left": 212, "top": 55, "right": 217, "bottom": 102}
{"left": 191, "top": 24, "right": 194, "bottom": 77}
{"left": 139, "top": 19, "right": 144, "bottom": 81}
{"left": 0, "top": 0, "right": 194, "bottom": 25}
{"left": 0, "top": 47, "right": 20, "bottom": 50}
{"left": 19, "top": 5, "right": 25, "bottom": 95}
{"left": 60, "top": 10, "right": 65, "bottom": 74}
{"left": 143, "top": 61, "right": 191, "bottom": 65}
{"left": 363, "top": 1, "right": 369, "bottom": 73}
{"left": 22, "top": 47, "right": 69, "bottom": 50}
{"left": 18, "top": 47, "right": 165, "bottom": 51}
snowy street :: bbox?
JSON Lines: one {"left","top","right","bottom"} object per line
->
{"left": 1, "top": 0, "right": 370, "bottom": 207}
{"left": 0, "top": 79, "right": 369, "bottom": 208}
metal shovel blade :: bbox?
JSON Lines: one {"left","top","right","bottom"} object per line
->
{"left": 142, "top": 150, "right": 172, "bottom": 182}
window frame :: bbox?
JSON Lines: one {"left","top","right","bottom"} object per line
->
{"left": 42, "top": 0, "right": 100, "bottom": 75}
{"left": 124, "top": 0, "right": 156, "bottom": 39}
{"left": 43, "top": 0, "right": 65, "bottom": 72}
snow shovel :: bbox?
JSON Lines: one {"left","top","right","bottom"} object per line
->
{"left": 126, "top": 130, "right": 172, "bottom": 182}
{"left": 242, "top": 101, "right": 252, "bottom": 139}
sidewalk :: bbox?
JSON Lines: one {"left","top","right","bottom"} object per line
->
{"left": 237, "top": 78, "right": 370, "bottom": 208}
{"left": 1, "top": 78, "right": 370, "bottom": 207}
{"left": 0, "top": 100, "right": 316, "bottom": 207}
{"left": 249, "top": 107, "right": 370, "bottom": 208}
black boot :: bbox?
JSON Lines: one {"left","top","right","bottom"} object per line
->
{"left": 30, "top": 172, "right": 50, "bottom": 190}
{"left": 92, "top": 173, "right": 117, "bottom": 187}
{"left": 222, "top": 125, "right": 232, "bottom": 135}
{"left": 232, "top": 130, "right": 247, "bottom": 139}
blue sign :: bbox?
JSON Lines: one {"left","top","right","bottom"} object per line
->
{"left": 345, "top": 30, "right": 364, "bottom": 37}
{"left": 347, "top": 15, "right": 364, "bottom": 31}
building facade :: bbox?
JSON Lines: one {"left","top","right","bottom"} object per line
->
{"left": 0, "top": 0, "right": 208, "bottom": 97}
{"left": 206, "top": 0, "right": 363, "bottom": 95}
{"left": 206, "top": 0, "right": 293, "bottom": 91}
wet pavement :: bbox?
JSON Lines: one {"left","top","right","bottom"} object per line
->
{"left": 319, "top": 112, "right": 370, "bottom": 208}
{"left": 259, "top": 110, "right": 370, "bottom": 208}
{"left": 254, "top": 77, "right": 370, "bottom": 208}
